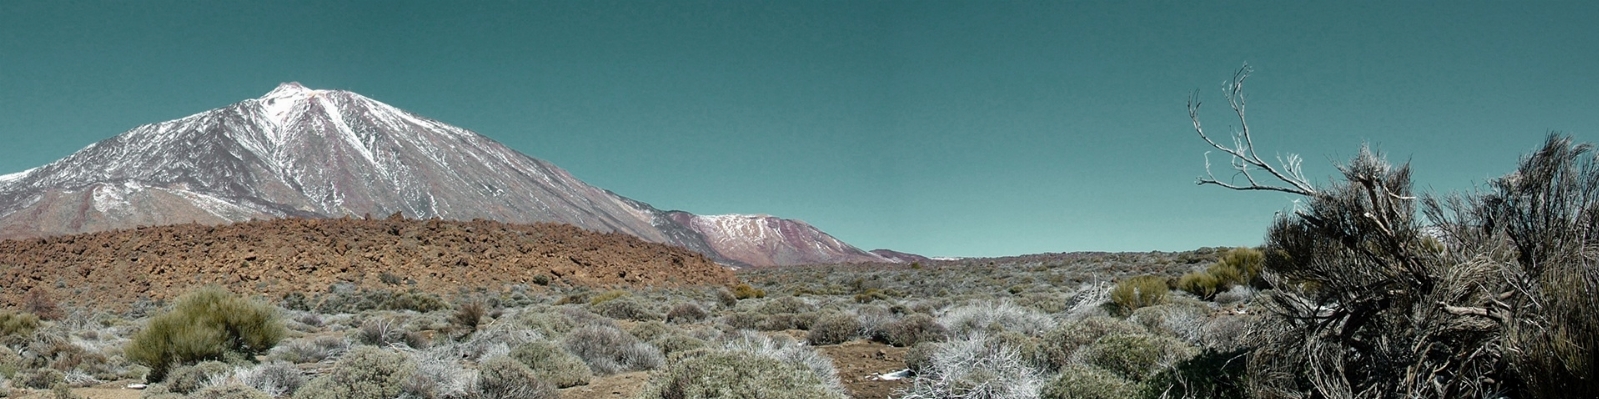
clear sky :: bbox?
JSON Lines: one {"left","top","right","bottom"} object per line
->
{"left": 2, "top": 1, "right": 1597, "bottom": 258}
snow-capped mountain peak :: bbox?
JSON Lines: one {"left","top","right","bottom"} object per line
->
{"left": 0, "top": 84, "right": 917, "bottom": 267}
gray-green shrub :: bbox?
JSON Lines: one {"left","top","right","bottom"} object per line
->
{"left": 807, "top": 313, "right": 860, "bottom": 345}
{"left": 633, "top": 350, "right": 846, "bottom": 399}
{"left": 165, "top": 361, "right": 232, "bottom": 395}
{"left": 1074, "top": 333, "right": 1196, "bottom": 382}
{"left": 476, "top": 355, "right": 555, "bottom": 399}
{"left": 1041, "top": 316, "right": 1142, "bottom": 371}
{"left": 559, "top": 326, "right": 662, "bottom": 375}
{"left": 879, "top": 314, "right": 946, "bottom": 347}
{"left": 1039, "top": 365, "right": 1137, "bottom": 399}
{"left": 508, "top": 341, "right": 591, "bottom": 388}
{"left": 293, "top": 347, "right": 414, "bottom": 399}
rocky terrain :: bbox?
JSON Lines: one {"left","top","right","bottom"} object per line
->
{"left": 0, "top": 83, "right": 911, "bottom": 267}
{"left": 0, "top": 215, "right": 737, "bottom": 310}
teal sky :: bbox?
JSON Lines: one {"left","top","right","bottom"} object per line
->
{"left": 2, "top": 1, "right": 1597, "bottom": 258}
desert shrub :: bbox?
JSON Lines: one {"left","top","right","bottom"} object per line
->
{"left": 1041, "top": 315, "right": 1143, "bottom": 371}
{"left": 560, "top": 325, "right": 662, "bottom": 375}
{"left": 757, "top": 296, "right": 812, "bottom": 315}
{"left": 1176, "top": 271, "right": 1222, "bottom": 300}
{"left": 1137, "top": 348, "right": 1249, "bottom": 399}
{"left": 714, "top": 288, "right": 738, "bottom": 308}
{"left": 878, "top": 313, "right": 946, "bottom": 347}
{"left": 1127, "top": 301, "right": 1210, "bottom": 345}
{"left": 988, "top": 330, "right": 1047, "bottom": 369}
{"left": 665, "top": 303, "right": 708, "bottom": 323}
{"left": 293, "top": 346, "right": 414, "bottom": 399}
{"left": 125, "top": 287, "right": 285, "bottom": 382}
{"left": 189, "top": 384, "right": 273, "bottom": 399}
{"left": 1211, "top": 285, "right": 1255, "bottom": 305}
{"left": 1039, "top": 364, "right": 1137, "bottom": 399}
{"left": 1109, "top": 275, "right": 1169, "bottom": 315}
{"left": 939, "top": 301, "right": 1054, "bottom": 339}
{"left": 587, "top": 290, "right": 629, "bottom": 305}
{"left": 555, "top": 307, "right": 616, "bottom": 330}
{"left": 354, "top": 317, "right": 408, "bottom": 347}
{"left": 633, "top": 350, "right": 846, "bottom": 399}
{"left": 400, "top": 345, "right": 475, "bottom": 399}
{"left": 450, "top": 300, "right": 487, "bottom": 335}
{"left": 1075, "top": 333, "right": 1196, "bottom": 383}
{"left": 476, "top": 355, "right": 555, "bottom": 399}
{"left": 649, "top": 334, "right": 708, "bottom": 359}
{"left": 14, "top": 368, "right": 64, "bottom": 389}
{"left": 898, "top": 332, "right": 1046, "bottom": 399}
{"left": 626, "top": 321, "right": 673, "bottom": 343}
{"left": 721, "top": 331, "right": 842, "bottom": 391}
{"left": 314, "top": 288, "right": 448, "bottom": 314}
{"left": 508, "top": 341, "right": 591, "bottom": 389}
{"left": 22, "top": 289, "right": 63, "bottom": 321}
{"left": 1199, "top": 314, "right": 1253, "bottom": 352}
{"left": 166, "top": 361, "right": 232, "bottom": 394}
{"left": 590, "top": 297, "right": 662, "bottom": 322}
{"left": 0, "top": 311, "right": 40, "bottom": 346}
{"left": 513, "top": 311, "right": 574, "bottom": 338}
{"left": 756, "top": 313, "right": 805, "bottom": 331}
{"left": 721, "top": 312, "right": 766, "bottom": 330}
{"left": 236, "top": 361, "right": 305, "bottom": 397}
{"left": 731, "top": 284, "right": 765, "bottom": 300}
{"left": 904, "top": 342, "right": 939, "bottom": 375}
{"left": 807, "top": 313, "right": 860, "bottom": 345}
{"left": 267, "top": 336, "right": 348, "bottom": 364}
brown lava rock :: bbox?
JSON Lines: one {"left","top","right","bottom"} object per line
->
{"left": 0, "top": 215, "right": 738, "bottom": 310}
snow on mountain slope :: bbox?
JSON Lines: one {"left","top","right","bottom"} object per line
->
{"left": 665, "top": 212, "right": 893, "bottom": 267}
{"left": 0, "top": 83, "right": 914, "bottom": 266}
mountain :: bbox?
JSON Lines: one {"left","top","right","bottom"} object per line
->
{"left": 664, "top": 212, "right": 894, "bottom": 267}
{"left": 0, "top": 83, "right": 909, "bottom": 267}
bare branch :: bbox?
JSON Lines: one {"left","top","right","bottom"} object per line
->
{"left": 1189, "top": 63, "right": 1316, "bottom": 196}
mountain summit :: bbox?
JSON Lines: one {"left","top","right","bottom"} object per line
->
{"left": 0, "top": 84, "right": 901, "bottom": 266}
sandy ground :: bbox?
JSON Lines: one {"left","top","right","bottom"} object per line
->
{"left": 819, "top": 339, "right": 913, "bottom": 399}
{"left": 559, "top": 371, "right": 651, "bottom": 399}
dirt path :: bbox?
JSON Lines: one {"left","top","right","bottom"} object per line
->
{"left": 819, "top": 340, "right": 912, "bottom": 399}
{"left": 559, "top": 371, "right": 651, "bottom": 399}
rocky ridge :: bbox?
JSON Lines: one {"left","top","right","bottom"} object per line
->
{"left": 0, "top": 215, "right": 737, "bottom": 310}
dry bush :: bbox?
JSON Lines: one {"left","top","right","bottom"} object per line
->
{"left": 509, "top": 340, "right": 591, "bottom": 388}
{"left": 939, "top": 301, "right": 1054, "bottom": 339}
{"left": 807, "top": 313, "right": 861, "bottom": 345}
{"left": 21, "top": 288, "right": 63, "bottom": 321}
{"left": 721, "top": 331, "right": 842, "bottom": 392}
{"left": 633, "top": 350, "right": 846, "bottom": 399}
{"left": 476, "top": 355, "right": 555, "bottom": 399}
{"left": 1187, "top": 67, "right": 1598, "bottom": 397}
{"left": 559, "top": 325, "right": 662, "bottom": 375}
{"left": 897, "top": 332, "right": 1046, "bottom": 399}
{"left": 236, "top": 361, "right": 305, "bottom": 397}
{"left": 293, "top": 346, "right": 414, "bottom": 399}
{"left": 665, "top": 302, "right": 708, "bottom": 323}
{"left": 590, "top": 296, "right": 663, "bottom": 322}
{"left": 189, "top": 384, "right": 274, "bottom": 399}
{"left": 1072, "top": 333, "right": 1196, "bottom": 383}
{"left": 878, "top": 314, "right": 947, "bottom": 347}
{"left": 268, "top": 336, "right": 349, "bottom": 364}
{"left": 1040, "top": 316, "right": 1142, "bottom": 371}
{"left": 1039, "top": 364, "right": 1136, "bottom": 399}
